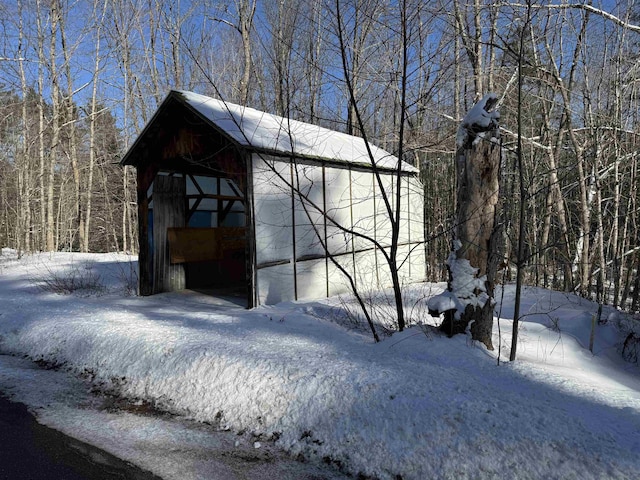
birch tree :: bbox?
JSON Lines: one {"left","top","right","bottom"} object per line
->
{"left": 46, "top": 0, "right": 61, "bottom": 251}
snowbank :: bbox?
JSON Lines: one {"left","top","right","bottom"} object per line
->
{"left": 0, "top": 251, "right": 639, "bottom": 479}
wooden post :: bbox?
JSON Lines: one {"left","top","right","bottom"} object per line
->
{"left": 245, "top": 152, "right": 257, "bottom": 308}
{"left": 137, "top": 187, "right": 151, "bottom": 296}
{"left": 152, "top": 175, "right": 186, "bottom": 293}
{"left": 136, "top": 165, "right": 157, "bottom": 296}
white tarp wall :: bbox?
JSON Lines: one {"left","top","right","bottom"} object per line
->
{"left": 252, "top": 154, "right": 426, "bottom": 305}
{"left": 407, "top": 175, "right": 426, "bottom": 282}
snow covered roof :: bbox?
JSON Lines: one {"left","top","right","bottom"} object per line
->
{"left": 173, "top": 90, "right": 417, "bottom": 172}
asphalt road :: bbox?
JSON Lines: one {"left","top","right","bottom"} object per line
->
{"left": 0, "top": 394, "right": 162, "bottom": 480}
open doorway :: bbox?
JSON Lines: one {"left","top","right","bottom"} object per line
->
{"left": 162, "top": 174, "right": 247, "bottom": 299}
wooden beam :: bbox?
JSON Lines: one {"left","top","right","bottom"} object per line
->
{"left": 185, "top": 193, "right": 244, "bottom": 201}
{"left": 168, "top": 227, "right": 245, "bottom": 263}
{"left": 245, "top": 153, "right": 257, "bottom": 308}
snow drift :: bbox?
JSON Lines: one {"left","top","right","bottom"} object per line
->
{"left": 0, "top": 250, "right": 639, "bottom": 479}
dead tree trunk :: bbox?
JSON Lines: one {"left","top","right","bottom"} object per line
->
{"left": 433, "top": 94, "right": 502, "bottom": 350}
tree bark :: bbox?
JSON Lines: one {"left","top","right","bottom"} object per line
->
{"left": 60, "top": 4, "right": 84, "bottom": 251}
{"left": 236, "top": 0, "right": 256, "bottom": 106}
{"left": 46, "top": 0, "right": 61, "bottom": 251}
{"left": 35, "top": 0, "right": 47, "bottom": 251}
{"left": 439, "top": 96, "right": 501, "bottom": 350}
{"left": 84, "top": 0, "right": 108, "bottom": 252}
{"left": 17, "top": 0, "right": 30, "bottom": 253}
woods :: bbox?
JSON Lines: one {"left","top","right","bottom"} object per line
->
{"left": 1, "top": 0, "right": 640, "bottom": 313}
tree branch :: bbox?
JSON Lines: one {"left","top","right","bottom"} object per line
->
{"left": 507, "top": 3, "right": 640, "bottom": 33}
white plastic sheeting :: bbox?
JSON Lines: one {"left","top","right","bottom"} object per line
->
{"left": 292, "top": 164, "right": 325, "bottom": 259}
{"left": 324, "top": 167, "right": 352, "bottom": 256}
{"left": 253, "top": 158, "right": 293, "bottom": 266}
{"left": 252, "top": 154, "right": 426, "bottom": 305}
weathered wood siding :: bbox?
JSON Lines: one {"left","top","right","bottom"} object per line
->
{"left": 152, "top": 175, "right": 186, "bottom": 293}
{"left": 137, "top": 167, "right": 152, "bottom": 295}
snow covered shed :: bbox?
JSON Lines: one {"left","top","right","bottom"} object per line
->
{"left": 121, "top": 90, "right": 426, "bottom": 307}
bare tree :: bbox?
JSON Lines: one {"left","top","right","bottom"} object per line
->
{"left": 17, "top": 0, "right": 31, "bottom": 254}
{"left": 59, "top": 0, "right": 87, "bottom": 250}
{"left": 82, "top": 0, "right": 109, "bottom": 252}
{"left": 46, "top": 0, "right": 62, "bottom": 251}
{"left": 332, "top": 0, "right": 415, "bottom": 331}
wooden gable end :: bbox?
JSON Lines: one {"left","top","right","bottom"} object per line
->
{"left": 122, "top": 94, "right": 245, "bottom": 179}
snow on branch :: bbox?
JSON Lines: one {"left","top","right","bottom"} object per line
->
{"left": 456, "top": 93, "right": 500, "bottom": 149}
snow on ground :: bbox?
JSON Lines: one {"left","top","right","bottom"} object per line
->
{"left": 0, "top": 354, "right": 345, "bottom": 480}
{"left": 0, "top": 249, "right": 639, "bottom": 479}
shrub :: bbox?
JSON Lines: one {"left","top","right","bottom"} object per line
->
{"left": 36, "top": 263, "right": 105, "bottom": 296}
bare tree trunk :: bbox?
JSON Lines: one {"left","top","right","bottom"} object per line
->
{"left": 437, "top": 94, "right": 501, "bottom": 350}
{"left": 83, "top": 0, "right": 108, "bottom": 252}
{"left": 46, "top": 0, "right": 61, "bottom": 251}
{"left": 547, "top": 8, "right": 590, "bottom": 295}
{"left": 540, "top": 102, "right": 573, "bottom": 289}
{"left": 17, "top": 0, "right": 30, "bottom": 253}
{"left": 84, "top": 110, "right": 96, "bottom": 252}
{"left": 333, "top": 0, "right": 408, "bottom": 331}
{"left": 267, "top": 0, "right": 300, "bottom": 116}
{"left": 539, "top": 183, "right": 553, "bottom": 288}
{"left": 167, "top": 2, "right": 182, "bottom": 88}
{"left": 60, "top": 4, "right": 84, "bottom": 250}
{"left": 36, "top": 0, "right": 47, "bottom": 251}
{"left": 122, "top": 168, "right": 129, "bottom": 253}
{"left": 15, "top": 172, "right": 24, "bottom": 256}
{"left": 345, "top": 0, "right": 363, "bottom": 136}
{"left": 108, "top": 1, "right": 143, "bottom": 253}
{"left": 128, "top": 177, "right": 137, "bottom": 253}
{"left": 305, "top": 0, "right": 324, "bottom": 123}
{"left": 610, "top": 14, "right": 628, "bottom": 308}
{"left": 611, "top": 149, "right": 622, "bottom": 307}
{"left": 628, "top": 156, "right": 640, "bottom": 311}
{"left": 143, "top": 0, "right": 162, "bottom": 104}
{"left": 453, "top": 0, "right": 484, "bottom": 99}
{"left": 388, "top": 0, "right": 410, "bottom": 332}
{"left": 631, "top": 252, "right": 640, "bottom": 312}
{"left": 100, "top": 164, "right": 120, "bottom": 252}
{"left": 472, "top": 0, "right": 483, "bottom": 97}
{"left": 1, "top": 183, "right": 9, "bottom": 250}
{"left": 236, "top": 0, "right": 256, "bottom": 105}
{"left": 595, "top": 179, "right": 606, "bottom": 304}
{"left": 487, "top": 2, "right": 498, "bottom": 93}
{"left": 510, "top": 1, "right": 534, "bottom": 361}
